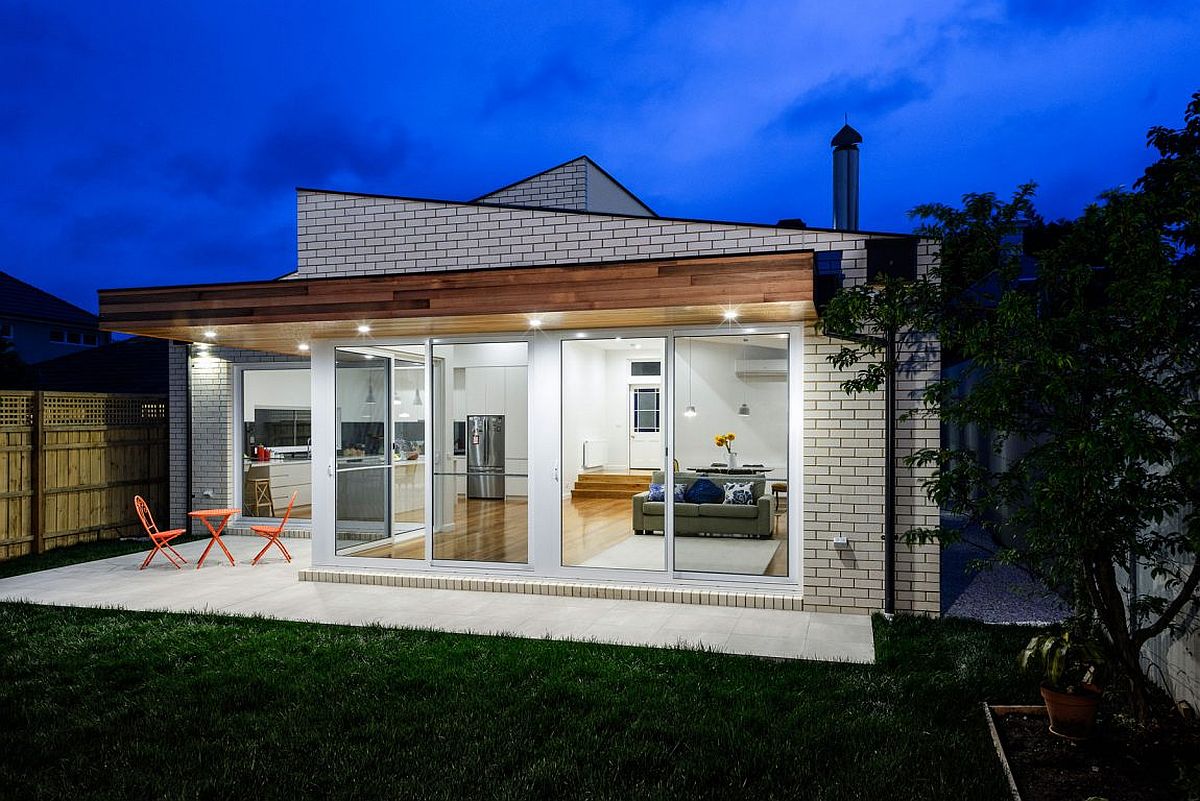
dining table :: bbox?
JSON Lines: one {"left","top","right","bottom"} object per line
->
{"left": 188, "top": 507, "right": 241, "bottom": 568}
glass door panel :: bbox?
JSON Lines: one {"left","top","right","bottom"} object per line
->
{"left": 671, "top": 333, "right": 789, "bottom": 577}
{"left": 431, "top": 341, "right": 529, "bottom": 563}
{"left": 561, "top": 336, "right": 665, "bottom": 570}
{"left": 388, "top": 345, "right": 427, "bottom": 559}
{"left": 334, "top": 349, "right": 391, "bottom": 556}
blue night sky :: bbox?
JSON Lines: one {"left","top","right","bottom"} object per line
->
{"left": 3, "top": 1, "right": 1198, "bottom": 312}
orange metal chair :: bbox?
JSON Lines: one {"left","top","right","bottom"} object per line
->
{"left": 134, "top": 495, "right": 187, "bottom": 570}
{"left": 250, "top": 491, "right": 297, "bottom": 565}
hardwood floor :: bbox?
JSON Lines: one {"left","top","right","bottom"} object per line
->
{"left": 348, "top": 495, "right": 789, "bottom": 578}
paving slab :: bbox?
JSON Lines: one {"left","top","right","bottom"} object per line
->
{"left": 0, "top": 537, "right": 875, "bottom": 663}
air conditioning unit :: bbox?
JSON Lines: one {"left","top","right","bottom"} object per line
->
{"left": 735, "top": 359, "right": 787, "bottom": 379}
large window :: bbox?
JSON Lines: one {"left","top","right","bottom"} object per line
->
{"left": 561, "top": 337, "right": 666, "bottom": 570}
{"left": 671, "top": 333, "right": 789, "bottom": 577}
{"left": 334, "top": 346, "right": 427, "bottom": 558}
{"left": 241, "top": 367, "right": 312, "bottom": 520}
{"left": 431, "top": 341, "right": 529, "bottom": 564}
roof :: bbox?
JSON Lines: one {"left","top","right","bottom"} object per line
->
{"left": 831, "top": 124, "right": 863, "bottom": 148}
{"left": 474, "top": 155, "right": 656, "bottom": 217}
{"left": 34, "top": 336, "right": 169, "bottom": 394}
{"left": 0, "top": 271, "right": 99, "bottom": 327}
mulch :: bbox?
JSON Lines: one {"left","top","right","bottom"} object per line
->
{"left": 995, "top": 710, "right": 1199, "bottom": 801}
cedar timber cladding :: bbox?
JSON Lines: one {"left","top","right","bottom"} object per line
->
{"left": 99, "top": 252, "right": 814, "bottom": 328}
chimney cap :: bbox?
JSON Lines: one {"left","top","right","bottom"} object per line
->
{"left": 831, "top": 123, "right": 863, "bottom": 148}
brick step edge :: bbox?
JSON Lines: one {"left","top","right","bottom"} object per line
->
{"left": 298, "top": 568, "right": 805, "bottom": 610}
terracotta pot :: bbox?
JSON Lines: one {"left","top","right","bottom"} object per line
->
{"left": 1040, "top": 683, "right": 1100, "bottom": 740}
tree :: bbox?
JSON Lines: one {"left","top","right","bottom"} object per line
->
{"left": 819, "top": 91, "right": 1200, "bottom": 722}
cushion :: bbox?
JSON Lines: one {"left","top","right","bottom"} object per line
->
{"left": 723, "top": 481, "right": 756, "bottom": 505}
{"left": 683, "top": 478, "right": 724, "bottom": 505}
{"left": 643, "top": 501, "right": 701, "bottom": 517}
{"left": 647, "top": 483, "right": 665, "bottom": 502}
{"left": 698, "top": 503, "right": 759, "bottom": 519}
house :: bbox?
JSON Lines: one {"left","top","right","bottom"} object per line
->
{"left": 97, "top": 136, "right": 941, "bottom": 616}
{"left": 0, "top": 271, "right": 112, "bottom": 364}
{"left": 33, "top": 336, "right": 169, "bottom": 394}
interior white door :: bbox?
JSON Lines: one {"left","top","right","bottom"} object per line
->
{"left": 628, "top": 385, "right": 662, "bottom": 470}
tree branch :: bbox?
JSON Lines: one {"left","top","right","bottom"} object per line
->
{"left": 1133, "top": 561, "right": 1200, "bottom": 646}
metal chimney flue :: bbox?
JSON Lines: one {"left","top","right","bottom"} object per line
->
{"left": 832, "top": 122, "right": 862, "bottom": 231}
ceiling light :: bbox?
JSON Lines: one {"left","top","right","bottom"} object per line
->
{"left": 529, "top": 317, "right": 543, "bottom": 328}
{"left": 723, "top": 310, "right": 738, "bottom": 321}
{"left": 574, "top": 332, "right": 586, "bottom": 338}
{"left": 684, "top": 404, "right": 697, "bottom": 418}
{"left": 738, "top": 403, "right": 751, "bottom": 417}
{"left": 357, "top": 324, "right": 371, "bottom": 334}
{"left": 203, "top": 330, "right": 216, "bottom": 339}
{"left": 298, "top": 343, "right": 310, "bottom": 352}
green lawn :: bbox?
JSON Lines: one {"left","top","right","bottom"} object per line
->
{"left": 0, "top": 600, "right": 1040, "bottom": 801}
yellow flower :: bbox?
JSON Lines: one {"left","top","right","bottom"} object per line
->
{"left": 725, "top": 432, "right": 736, "bottom": 441}
{"left": 714, "top": 435, "right": 726, "bottom": 447}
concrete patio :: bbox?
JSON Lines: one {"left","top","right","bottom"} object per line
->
{"left": 0, "top": 537, "right": 875, "bottom": 663}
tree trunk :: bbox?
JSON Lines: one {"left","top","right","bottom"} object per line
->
{"left": 1085, "top": 557, "right": 1156, "bottom": 724}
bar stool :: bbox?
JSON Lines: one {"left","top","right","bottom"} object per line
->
{"left": 771, "top": 481, "right": 788, "bottom": 514}
{"left": 244, "top": 463, "right": 274, "bottom": 517}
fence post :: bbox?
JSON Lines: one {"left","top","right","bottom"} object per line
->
{"left": 30, "top": 391, "right": 45, "bottom": 555}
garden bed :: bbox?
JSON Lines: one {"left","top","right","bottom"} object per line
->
{"left": 987, "top": 704, "right": 1198, "bottom": 801}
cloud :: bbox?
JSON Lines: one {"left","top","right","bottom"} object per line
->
{"left": 480, "top": 51, "right": 593, "bottom": 118}
{"left": 241, "top": 112, "right": 408, "bottom": 194}
{"left": 771, "top": 72, "right": 931, "bottom": 135}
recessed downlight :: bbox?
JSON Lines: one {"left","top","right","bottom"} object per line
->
{"left": 357, "top": 324, "right": 371, "bottom": 334}
{"left": 528, "top": 317, "right": 543, "bottom": 328}
{"left": 298, "top": 343, "right": 310, "bottom": 352}
{"left": 723, "top": 309, "right": 739, "bottom": 321}
{"left": 203, "top": 330, "right": 216, "bottom": 339}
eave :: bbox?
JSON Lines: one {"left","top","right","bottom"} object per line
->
{"left": 98, "top": 251, "right": 816, "bottom": 354}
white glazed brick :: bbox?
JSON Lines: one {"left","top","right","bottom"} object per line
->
{"left": 296, "top": 190, "right": 884, "bottom": 278}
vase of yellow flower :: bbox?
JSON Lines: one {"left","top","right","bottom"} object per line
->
{"left": 714, "top": 432, "right": 737, "bottom": 469}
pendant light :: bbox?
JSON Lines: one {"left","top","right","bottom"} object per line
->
{"left": 362, "top": 372, "right": 377, "bottom": 418}
{"left": 737, "top": 337, "right": 751, "bottom": 417}
{"left": 683, "top": 338, "right": 697, "bottom": 417}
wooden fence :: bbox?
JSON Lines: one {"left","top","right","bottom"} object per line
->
{"left": 0, "top": 391, "right": 169, "bottom": 561}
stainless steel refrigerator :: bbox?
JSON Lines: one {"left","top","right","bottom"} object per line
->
{"left": 467, "top": 414, "right": 505, "bottom": 499}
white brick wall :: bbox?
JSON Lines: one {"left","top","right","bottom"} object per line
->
{"left": 477, "top": 158, "right": 589, "bottom": 211}
{"left": 296, "top": 190, "right": 875, "bottom": 278}
{"left": 169, "top": 345, "right": 311, "bottom": 537}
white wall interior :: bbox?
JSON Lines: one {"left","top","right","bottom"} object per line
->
{"left": 673, "top": 334, "right": 789, "bottom": 479}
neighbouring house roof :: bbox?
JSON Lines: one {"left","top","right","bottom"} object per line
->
{"left": 33, "top": 336, "right": 169, "bottom": 394}
{"left": 474, "top": 156, "right": 656, "bottom": 217}
{"left": 0, "top": 271, "right": 100, "bottom": 327}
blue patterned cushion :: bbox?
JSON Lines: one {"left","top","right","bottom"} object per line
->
{"left": 724, "top": 482, "right": 755, "bottom": 505}
{"left": 683, "top": 478, "right": 724, "bottom": 504}
{"left": 647, "top": 483, "right": 686, "bottom": 502}
{"left": 674, "top": 483, "right": 687, "bottom": 501}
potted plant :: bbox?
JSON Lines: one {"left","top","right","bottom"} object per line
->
{"left": 1018, "top": 629, "right": 1106, "bottom": 740}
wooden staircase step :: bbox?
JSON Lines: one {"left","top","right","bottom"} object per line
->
{"left": 570, "top": 488, "right": 646, "bottom": 499}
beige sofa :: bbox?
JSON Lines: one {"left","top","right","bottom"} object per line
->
{"left": 631, "top": 471, "right": 773, "bottom": 539}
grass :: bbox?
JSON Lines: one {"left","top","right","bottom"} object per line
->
{"left": 0, "top": 600, "right": 1042, "bottom": 801}
{"left": 0, "top": 536, "right": 201, "bottom": 581}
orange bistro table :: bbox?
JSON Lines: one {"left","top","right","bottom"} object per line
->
{"left": 188, "top": 508, "right": 240, "bottom": 568}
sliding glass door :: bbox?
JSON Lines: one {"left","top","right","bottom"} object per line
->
{"left": 430, "top": 341, "right": 529, "bottom": 564}
{"left": 333, "top": 345, "right": 427, "bottom": 559}
{"left": 671, "top": 333, "right": 790, "bottom": 577}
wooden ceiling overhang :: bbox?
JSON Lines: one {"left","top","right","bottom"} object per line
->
{"left": 98, "top": 251, "right": 816, "bottom": 354}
